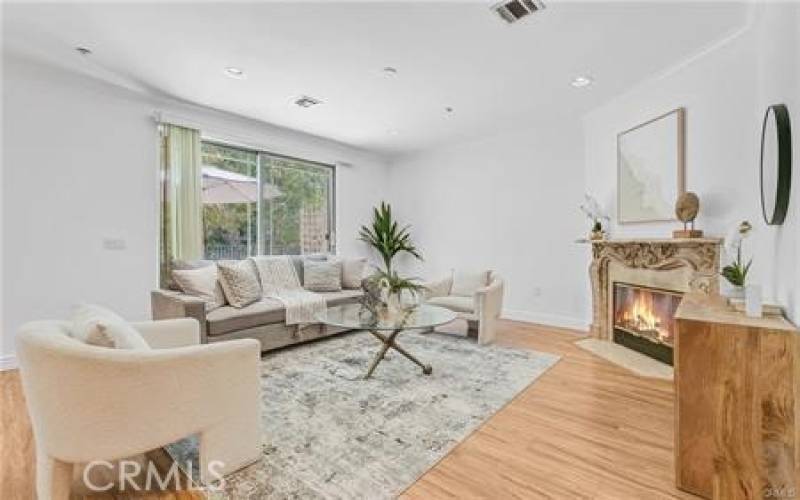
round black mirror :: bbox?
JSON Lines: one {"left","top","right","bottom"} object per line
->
{"left": 760, "top": 104, "right": 792, "bottom": 225}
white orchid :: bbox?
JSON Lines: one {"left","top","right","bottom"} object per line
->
{"left": 722, "top": 220, "right": 753, "bottom": 287}
{"left": 579, "top": 194, "right": 610, "bottom": 229}
{"left": 724, "top": 220, "right": 753, "bottom": 256}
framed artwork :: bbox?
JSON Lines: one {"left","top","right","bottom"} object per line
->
{"left": 617, "top": 108, "right": 685, "bottom": 223}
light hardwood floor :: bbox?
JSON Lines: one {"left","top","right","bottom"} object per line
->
{"left": 1, "top": 320, "right": 697, "bottom": 499}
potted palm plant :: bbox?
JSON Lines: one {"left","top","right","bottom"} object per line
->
{"left": 358, "top": 202, "right": 424, "bottom": 314}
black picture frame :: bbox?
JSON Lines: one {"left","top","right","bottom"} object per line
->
{"left": 760, "top": 104, "right": 792, "bottom": 225}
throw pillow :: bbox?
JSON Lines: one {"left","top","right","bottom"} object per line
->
{"left": 166, "top": 259, "right": 215, "bottom": 290}
{"left": 303, "top": 259, "right": 342, "bottom": 292}
{"left": 290, "top": 255, "right": 305, "bottom": 285}
{"left": 174, "top": 259, "right": 215, "bottom": 270}
{"left": 172, "top": 265, "right": 226, "bottom": 311}
{"left": 291, "top": 254, "right": 329, "bottom": 286}
{"left": 217, "top": 260, "right": 262, "bottom": 308}
{"left": 70, "top": 304, "right": 150, "bottom": 350}
{"left": 337, "top": 257, "right": 367, "bottom": 289}
{"left": 451, "top": 270, "right": 491, "bottom": 297}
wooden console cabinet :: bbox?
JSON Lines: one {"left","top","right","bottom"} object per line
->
{"left": 674, "top": 295, "right": 799, "bottom": 499}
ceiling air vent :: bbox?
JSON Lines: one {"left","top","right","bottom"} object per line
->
{"left": 493, "top": 0, "right": 545, "bottom": 24}
{"left": 294, "top": 95, "right": 322, "bottom": 108}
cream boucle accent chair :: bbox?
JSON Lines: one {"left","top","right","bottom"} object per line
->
{"left": 16, "top": 317, "right": 262, "bottom": 500}
{"left": 423, "top": 271, "right": 504, "bottom": 345}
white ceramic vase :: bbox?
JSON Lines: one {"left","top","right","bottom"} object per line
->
{"left": 727, "top": 285, "right": 745, "bottom": 299}
{"left": 386, "top": 292, "right": 403, "bottom": 317}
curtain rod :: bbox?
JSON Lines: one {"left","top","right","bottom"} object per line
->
{"left": 152, "top": 110, "right": 353, "bottom": 169}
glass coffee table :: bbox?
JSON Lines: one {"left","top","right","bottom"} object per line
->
{"left": 317, "top": 303, "right": 457, "bottom": 379}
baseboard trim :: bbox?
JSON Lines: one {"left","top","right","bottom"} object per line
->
{"left": 501, "top": 310, "right": 589, "bottom": 332}
{"left": 0, "top": 354, "right": 18, "bottom": 371}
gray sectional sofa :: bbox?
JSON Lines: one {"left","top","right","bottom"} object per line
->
{"left": 151, "top": 255, "right": 365, "bottom": 352}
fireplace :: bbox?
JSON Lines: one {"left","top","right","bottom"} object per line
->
{"left": 612, "top": 283, "right": 682, "bottom": 365}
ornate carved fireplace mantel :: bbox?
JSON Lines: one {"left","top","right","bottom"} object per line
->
{"left": 590, "top": 238, "right": 722, "bottom": 340}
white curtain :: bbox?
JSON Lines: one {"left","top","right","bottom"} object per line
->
{"left": 160, "top": 124, "right": 203, "bottom": 284}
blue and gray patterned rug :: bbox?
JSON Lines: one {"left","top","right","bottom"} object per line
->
{"left": 168, "top": 329, "right": 559, "bottom": 499}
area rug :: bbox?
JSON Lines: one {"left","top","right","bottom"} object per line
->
{"left": 167, "top": 330, "right": 559, "bottom": 499}
{"left": 575, "top": 338, "right": 673, "bottom": 380}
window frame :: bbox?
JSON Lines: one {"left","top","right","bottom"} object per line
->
{"left": 200, "top": 138, "right": 337, "bottom": 257}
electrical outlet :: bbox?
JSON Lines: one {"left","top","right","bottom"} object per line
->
{"left": 103, "top": 238, "right": 127, "bottom": 251}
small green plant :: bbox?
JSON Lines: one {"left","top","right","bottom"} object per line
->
{"left": 359, "top": 202, "right": 422, "bottom": 274}
{"left": 721, "top": 221, "right": 753, "bottom": 287}
{"left": 721, "top": 247, "right": 752, "bottom": 287}
{"left": 370, "top": 270, "right": 425, "bottom": 297}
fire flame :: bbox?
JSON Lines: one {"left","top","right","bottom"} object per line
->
{"left": 623, "top": 292, "right": 659, "bottom": 330}
{"left": 616, "top": 288, "right": 674, "bottom": 343}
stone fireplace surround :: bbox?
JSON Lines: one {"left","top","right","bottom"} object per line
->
{"left": 590, "top": 239, "right": 722, "bottom": 342}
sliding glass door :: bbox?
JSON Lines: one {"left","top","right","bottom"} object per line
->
{"left": 259, "top": 154, "right": 334, "bottom": 255}
{"left": 200, "top": 141, "right": 335, "bottom": 259}
{"left": 201, "top": 142, "right": 258, "bottom": 259}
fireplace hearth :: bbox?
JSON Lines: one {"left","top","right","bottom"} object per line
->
{"left": 613, "top": 283, "right": 681, "bottom": 365}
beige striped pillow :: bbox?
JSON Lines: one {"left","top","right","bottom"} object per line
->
{"left": 303, "top": 260, "right": 343, "bottom": 292}
{"left": 217, "top": 260, "right": 262, "bottom": 308}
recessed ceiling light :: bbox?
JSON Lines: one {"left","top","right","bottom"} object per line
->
{"left": 382, "top": 66, "right": 398, "bottom": 76}
{"left": 294, "top": 95, "right": 322, "bottom": 108}
{"left": 571, "top": 76, "right": 593, "bottom": 88}
{"left": 75, "top": 46, "right": 92, "bottom": 56}
{"left": 225, "top": 67, "right": 245, "bottom": 79}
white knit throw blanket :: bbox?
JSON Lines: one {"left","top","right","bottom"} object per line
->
{"left": 249, "top": 256, "right": 327, "bottom": 325}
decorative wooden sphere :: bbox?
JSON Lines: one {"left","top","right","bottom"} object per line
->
{"left": 675, "top": 192, "right": 700, "bottom": 223}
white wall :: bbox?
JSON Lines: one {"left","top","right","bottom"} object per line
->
{"left": 389, "top": 120, "right": 590, "bottom": 330}
{"left": 387, "top": 2, "right": 799, "bottom": 331}
{"left": 760, "top": 2, "right": 800, "bottom": 322}
{"left": 583, "top": 2, "right": 799, "bottom": 321}
{"left": 1, "top": 55, "right": 390, "bottom": 357}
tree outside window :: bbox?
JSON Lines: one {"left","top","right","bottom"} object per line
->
{"left": 201, "top": 142, "right": 334, "bottom": 259}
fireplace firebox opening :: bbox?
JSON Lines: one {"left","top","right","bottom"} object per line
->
{"left": 612, "top": 283, "right": 682, "bottom": 365}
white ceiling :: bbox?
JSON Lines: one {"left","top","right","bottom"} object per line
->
{"left": 3, "top": 1, "right": 749, "bottom": 156}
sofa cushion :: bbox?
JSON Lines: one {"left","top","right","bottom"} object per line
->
{"left": 424, "top": 275, "right": 454, "bottom": 299}
{"left": 217, "top": 260, "right": 262, "bottom": 308}
{"left": 206, "top": 290, "right": 364, "bottom": 336}
{"left": 172, "top": 265, "right": 226, "bottom": 311}
{"left": 321, "top": 289, "right": 364, "bottom": 304}
{"left": 303, "top": 260, "right": 342, "bottom": 292}
{"left": 337, "top": 257, "right": 367, "bottom": 289}
{"left": 166, "top": 259, "right": 216, "bottom": 291}
{"left": 207, "top": 298, "right": 285, "bottom": 336}
{"left": 174, "top": 259, "right": 215, "bottom": 270}
{"left": 289, "top": 255, "right": 304, "bottom": 284}
{"left": 291, "top": 254, "right": 328, "bottom": 285}
{"left": 427, "top": 295, "right": 475, "bottom": 314}
{"left": 70, "top": 304, "right": 151, "bottom": 350}
{"left": 451, "top": 270, "right": 491, "bottom": 297}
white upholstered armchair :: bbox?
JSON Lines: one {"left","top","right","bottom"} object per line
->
{"left": 16, "top": 317, "right": 262, "bottom": 499}
{"left": 423, "top": 271, "right": 504, "bottom": 345}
